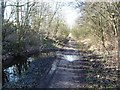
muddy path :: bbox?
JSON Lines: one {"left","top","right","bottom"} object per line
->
{"left": 48, "top": 40, "right": 100, "bottom": 88}
{"left": 3, "top": 39, "right": 118, "bottom": 89}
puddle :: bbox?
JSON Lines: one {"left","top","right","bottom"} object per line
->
{"left": 27, "top": 57, "right": 35, "bottom": 62}
{"left": 4, "top": 66, "right": 20, "bottom": 82}
{"left": 3, "top": 51, "right": 56, "bottom": 86}
{"left": 62, "top": 55, "right": 80, "bottom": 62}
{"left": 56, "top": 51, "right": 81, "bottom": 62}
{"left": 3, "top": 57, "right": 35, "bottom": 84}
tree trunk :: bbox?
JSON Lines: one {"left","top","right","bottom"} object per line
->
{"left": 118, "top": 15, "right": 120, "bottom": 87}
{"left": 16, "top": 0, "right": 21, "bottom": 53}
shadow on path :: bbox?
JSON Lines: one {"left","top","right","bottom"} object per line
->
{"left": 48, "top": 40, "right": 118, "bottom": 88}
{"left": 3, "top": 39, "right": 119, "bottom": 89}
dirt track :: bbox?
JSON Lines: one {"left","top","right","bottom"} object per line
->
{"left": 4, "top": 39, "right": 118, "bottom": 89}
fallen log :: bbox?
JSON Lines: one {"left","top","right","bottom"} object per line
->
{"left": 2, "top": 47, "right": 60, "bottom": 69}
{"left": 3, "top": 45, "right": 81, "bottom": 69}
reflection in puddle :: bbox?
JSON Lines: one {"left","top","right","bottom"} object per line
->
{"left": 63, "top": 55, "right": 80, "bottom": 62}
{"left": 3, "top": 51, "right": 56, "bottom": 86}
{"left": 4, "top": 66, "right": 20, "bottom": 82}
{"left": 27, "top": 57, "right": 35, "bottom": 62}
{"left": 3, "top": 57, "right": 35, "bottom": 84}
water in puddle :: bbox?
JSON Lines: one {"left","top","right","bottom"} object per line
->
{"left": 4, "top": 66, "right": 20, "bottom": 82}
{"left": 3, "top": 57, "right": 35, "bottom": 84}
{"left": 63, "top": 55, "right": 80, "bottom": 62}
